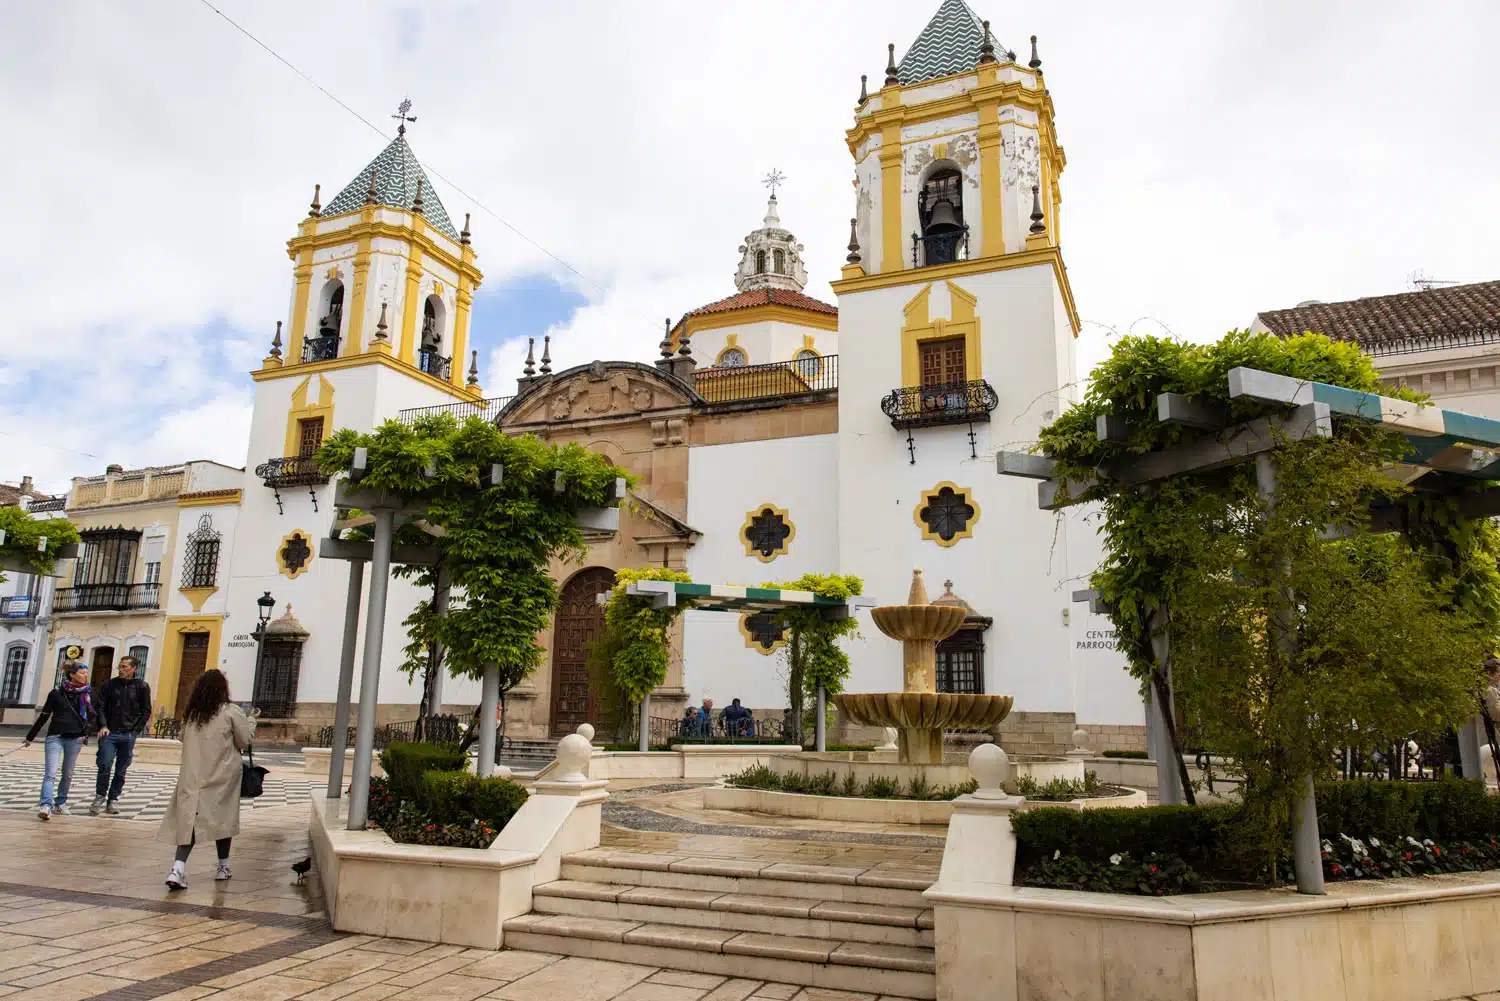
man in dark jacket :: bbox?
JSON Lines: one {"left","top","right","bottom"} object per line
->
{"left": 23, "top": 662, "right": 99, "bottom": 820}
{"left": 90, "top": 655, "right": 152, "bottom": 815}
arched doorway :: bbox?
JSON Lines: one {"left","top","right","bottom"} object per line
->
{"left": 548, "top": 567, "right": 616, "bottom": 736}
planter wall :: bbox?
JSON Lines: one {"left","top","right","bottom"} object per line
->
{"left": 525, "top": 746, "right": 803, "bottom": 783}
{"left": 705, "top": 786, "right": 1146, "bottom": 825}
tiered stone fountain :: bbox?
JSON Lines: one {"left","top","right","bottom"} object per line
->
{"left": 835, "top": 569, "right": 1014, "bottom": 764}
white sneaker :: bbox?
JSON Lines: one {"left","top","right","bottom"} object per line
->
{"left": 89, "top": 796, "right": 105, "bottom": 816}
{"left": 166, "top": 863, "right": 187, "bottom": 890}
{"left": 53, "top": 804, "right": 71, "bottom": 816}
{"left": 215, "top": 862, "right": 232, "bottom": 881}
{"left": 104, "top": 801, "right": 121, "bottom": 815}
{"left": 37, "top": 805, "right": 50, "bottom": 821}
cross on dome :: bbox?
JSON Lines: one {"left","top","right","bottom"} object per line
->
{"left": 734, "top": 177, "right": 808, "bottom": 293}
{"left": 391, "top": 97, "right": 417, "bottom": 136}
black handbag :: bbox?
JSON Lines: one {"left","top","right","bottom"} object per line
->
{"left": 240, "top": 745, "right": 269, "bottom": 799}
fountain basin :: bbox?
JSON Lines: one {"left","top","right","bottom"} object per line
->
{"left": 869, "top": 603, "right": 966, "bottom": 641}
{"left": 834, "top": 692, "right": 1014, "bottom": 731}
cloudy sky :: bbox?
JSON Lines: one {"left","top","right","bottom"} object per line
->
{"left": 4, "top": 1, "right": 1498, "bottom": 492}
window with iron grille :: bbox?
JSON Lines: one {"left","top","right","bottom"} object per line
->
{"left": 935, "top": 629, "right": 984, "bottom": 695}
{"left": 298, "top": 418, "right": 325, "bottom": 458}
{"left": 2, "top": 645, "right": 27, "bottom": 704}
{"left": 75, "top": 530, "right": 140, "bottom": 585}
{"left": 918, "top": 337, "right": 967, "bottom": 388}
{"left": 183, "top": 514, "right": 221, "bottom": 589}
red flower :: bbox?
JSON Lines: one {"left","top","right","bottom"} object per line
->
{"left": 1433, "top": 847, "right": 1442, "bottom": 857}
{"left": 1404, "top": 852, "right": 1412, "bottom": 861}
{"left": 1331, "top": 864, "right": 1342, "bottom": 874}
{"left": 1149, "top": 865, "right": 1158, "bottom": 873}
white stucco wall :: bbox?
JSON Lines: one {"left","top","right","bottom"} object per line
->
{"left": 683, "top": 433, "right": 840, "bottom": 710}
{"left": 688, "top": 317, "right": 837, "bottom": 373}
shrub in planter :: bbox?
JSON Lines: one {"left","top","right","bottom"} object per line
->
{"left": 380, "top": 740, "right": 466, "bottom": 803}
{"left": 422, "top": 769, "right": 530, "bottom": 831}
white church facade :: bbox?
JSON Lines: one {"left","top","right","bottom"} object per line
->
{"left": 35, "top": 0, "right": 1148, "bottom": 753}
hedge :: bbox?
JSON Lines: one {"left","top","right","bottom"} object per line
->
{"left": 371, "top": 740, "right": 528, "bottom": 848}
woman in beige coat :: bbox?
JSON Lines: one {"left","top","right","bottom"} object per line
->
{"left": 159, "top": 669, "right": 255, "bottom": 889}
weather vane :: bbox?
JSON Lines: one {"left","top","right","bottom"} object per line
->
{"left": 392, "top": 98, "right": 417, "bottom": 137}
{"left": 762, "top": 168, "right": 786, "bottom": 198}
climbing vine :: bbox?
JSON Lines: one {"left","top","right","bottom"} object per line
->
{"left": 766, "top": 573, "right": 863, "bottom": 735}
{"left": 595, "top": 566, "right": 694, "bottom": 703}
{"left": 1037, "top": 330, "right": 1500, "bottom": 860}
{"left": 318, "top": 413, "right": 630, "bottom": 694}
{"left": 0, "top": 506, "right": 78, "bottom": 582}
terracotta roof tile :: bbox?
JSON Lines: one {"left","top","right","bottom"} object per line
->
{"left": 687, "top": 287, "right": 837, "bottom": 318}
{"left": 1257, "top": 280, "right": 1500, "bottom": 348}
{"left": 0, "top": 483, "right": 57, "bottom": 508}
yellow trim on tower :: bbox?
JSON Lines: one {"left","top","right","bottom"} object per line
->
{"left": 250, "top": 350, "right": 475, "bottom": 399}
{"left": 398, "top": 240, "right": 424, "bottom": 365}
{"left": 741, "top": 503, "right": 795, "bottom": 563}
{"left": 157, "top": 615, "right": 224, "bottom": 717}
{"left": 178, "top": 586, "right": 217, "bottom": 613}
{"left": 832, "top": 245, "right": 1080, "bottom": 337}
{"left": 682, "top": 303, "right": 839, "bottom": 338}
{"left": 739, "top": 611, "right": 788, "bottom": 656}
{"left": 915, "top": 481, "right": 981, "bottom": 548}
{"left": 289, "top": 216, "right": 482, "bottom": 288}
{"left": 277, "top": 530, "right": 315, "bottom": 580}
{"left": 284, "top": 375, "right": 335, "bottom": 459}
{"left": 899, "top": 282, "right": 983, "bottom": 388}
{"left": 287, "top": 248, "right": 315, "bottom": 364}
{"left": 452, "top": 277, "right": 474, "bottom": 390}
{"left": 879, "top": 124, "right": 904, "bottom": 274}
{"left": 345, "top": 234, "right": 373, "bottom": 355}
{"left": 976, "top": 99, "right": 1004, "bottom": 257}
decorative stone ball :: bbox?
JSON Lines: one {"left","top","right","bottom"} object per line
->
{"left": 1071, "top": 727, "right": 1090, "bottom": 748}
{"left": 555, "top": 733, "right": 592, "bottom": 782}
{"left": 576, "top": 723, "right": 596, "bottom": 742}
{"left": 969, "top": 742, "right": 1009, "bottom": 797}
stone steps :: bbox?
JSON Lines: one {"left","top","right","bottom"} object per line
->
{"left": 504, "top": 850, "right": 936, "bottom": 999}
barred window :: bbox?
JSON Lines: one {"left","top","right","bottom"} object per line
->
{"left": 936, "top": 629, "right": 984, "bottom": 695}
{"left": 183, "top": 514, "right": 221, "bottom": 589}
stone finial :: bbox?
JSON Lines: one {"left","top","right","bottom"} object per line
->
{"left": 375, "top": 302, "right": 389, "bottom": 341}
{"left": 554, "top": 732, "right": 592, "bottom": 782}
{"left": 523, "top": 337, "right": 536, "bottom": 377}
{"left": 540, "top": 334, "right": 552, "bottom": 375}
{"left": 461, "top": 212, "right": 472, "bottom": 245}
{"left": 412, "top": 175, "right": 425, "bottom": 215}
{"left": 576, "top": 722, "right": 596, "bottom": 742}
{"left": 677, "top": 329, "right": 693, "bottom": 359}
{"left": 907, "top": 568, "right": 930, "bottom": 605}
{"left": 1067, "top": 726, "right": 1093, "bottom": 758}
{"left": 857, "top": 74, "right": 868, "bottom": 106}
{"left": 308, "top": 183, "right": 321, "bottom": 218}
{"left": 1029, "top": 34, "right": 1042, "bottom": 71}
{"left": 884, "top": 43, "right": 899, "bottom": 87}
{"left": 269, "top": 320, "right": 283, "bottom": 359}
{"left": 365, "top": 166, "right": 378, "bottom": 206}
{"left": 979, "top": 20, "right": 997, "bottom": 64}
{"left": 467, "top": 350, "right": 479, "bottom": 387}
{"left": 660, "top": 318, "right": 673, "bottom": 359}
{"left": 845, "top": 218, "right": 861, "bottom": 265}
{"left": 1029, "top": 185, "right": 1046, "bottom": 235}
{"left": 969, "top": 742, "right": 1010, "bottom": 799}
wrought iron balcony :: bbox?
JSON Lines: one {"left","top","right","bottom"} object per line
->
{"left": 418, "top": 347, "right": 452, "bottom": 381}
{"left": 881, "top": 379, "right": 999, "bottom": 463}
{"left": 0, "top": 595, "right": 35, "bottom": 620}
{"left": 54, "top": 583, "right": 159, "bottom": 613}
{"left": 255, "top": 455, "right": 328, "bottom": 489}
{"left": 302, "top": 334, "right": 339, "bottom": 363}
{"left": 397, "top": 396, "right": 517, "bottom": 425}
{"left": 912, "top": 226, "right": 970, "bottom": 268}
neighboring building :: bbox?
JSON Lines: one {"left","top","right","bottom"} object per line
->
{"left": 45, "top": 461, "right": 242, "bottom": 721}
{"left": 0, "top": 477, "right": 66, "bottom": 723}
{"left": 1253, "top": 280, "right": 1500, "bottom": 416}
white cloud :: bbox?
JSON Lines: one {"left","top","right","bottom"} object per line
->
{"left": 4, "top": 1, "right": 1500, "bottom": 488}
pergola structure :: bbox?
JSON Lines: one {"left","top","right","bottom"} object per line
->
{"left": 318, "top": 449, "right": 626, "bottom": 830}
{"left": 604, "top": 579, "right": 856, "bottom": 752}
{"left": 998, "top": 366, "right": 1500, "bottom": 894}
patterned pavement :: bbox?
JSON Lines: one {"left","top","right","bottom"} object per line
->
{"left": 0, "top": 760, "right": 321, "bottom": 822}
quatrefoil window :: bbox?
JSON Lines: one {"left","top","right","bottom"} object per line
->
{"left": 742, "top": 504, "right": 794, "bottom": 562}
{"left": 741, "top": 611, "right": 788, "bottom": 655}
{"left": 916, "top": 482, "right": 980, "bottom": 547}
{"left": 278, "top": 531, "right": 314, "bottom": 579}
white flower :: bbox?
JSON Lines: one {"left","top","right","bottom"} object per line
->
{"left": 1321, "top": 839, "right": 1333, "bottom": 854}
{"left": 1407, "top": 837, "right": 1423, "bottom": 848}
{"left": 1109, "top": 853, "right": 1123, "bottom": 865}
{"left": 1369, "top": 837, "right": 1381, "bottom": 848}
{"left": 1339, "top": 834, "right": 1368, "bottom": 857}
{"left": 1423, "top": 839, "right": 1435, "bottom": 847}
{"left": 1053, "top": 850, "right": 1061, "bottom": 860}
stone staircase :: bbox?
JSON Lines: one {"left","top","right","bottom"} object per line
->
{"left": 498, "top": 738, "right": 558, "bottom": 767}
{"left": 503, "top": 849, "right": 937, "bottom": 999}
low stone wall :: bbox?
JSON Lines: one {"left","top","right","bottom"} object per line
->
{"left": 705, "top": 786, "right": 1146, "bottom": 825}
{"left": 301, "top": 747, "right": 383, "bottom": 781}
{"left": 926, "top": 872, "right": 1500, "bottom": 1001}
{"left": 768, "top": 752, "right": 1086, "bottom": 792}
{"left": 525, "top": 745, "right": 803, "bottom": 784}
{"left": 6, "top": 736, "right": 181, "bottom": 767}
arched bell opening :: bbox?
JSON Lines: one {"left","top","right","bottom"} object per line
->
{"left": 418, "top": 294, "right": 450, "bottom": 379}
{"left": 307, "top": 281, "right": 344, "bottom": 361}
{"left": 915, "top": 164, "right": 968, "bottom": 266}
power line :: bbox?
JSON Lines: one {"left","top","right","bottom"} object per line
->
{"left": 191, "top": 0, "right": 609, "bottom": 300}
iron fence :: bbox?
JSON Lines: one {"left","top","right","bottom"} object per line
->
{"left": 254, "top": 455, "right": 329, "bottom": 488}
{"left": 1363, "top": 325, "right": 1500, "bottom": 359}
{"left": 417, "top": 348, "right": 452, "bottom": 381}
{"left": 396, "top": 396, "right": 517, "bottom": 425}
{"left": 54, "top": 582, "right": 159, "bottom": 613}
{"left": 617, "top": 710, "right": 800, "bottom": 748}
{"left": 302, "top": 335, "right": 339, "bottom": 363}
{"left": 28, "top": 497, "right": 65, "bottom": 513}
{"left": 1336, "top": 736, "right": 1462, "bottom": 782}
{"left": 913, "top": 227, "right": 970, "bottom": 267}
{"left": 694, "top": 354, "right": 839, "bottom": 404}
{"left": 309, "top": 714, "right": 462, "bottom": 750}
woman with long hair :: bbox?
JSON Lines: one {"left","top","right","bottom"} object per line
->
{"left": 158, "top": 669, "right": 254, "bottom": 889}
{"left": 23, "top": 662, "right": 100, "bottom": 819}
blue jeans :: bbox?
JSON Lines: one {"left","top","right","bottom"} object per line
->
{"left": 95, "top": 732, "right": 137, "bottom": 800}
{"left": 41, "top": 735, "right": 83, "bottom": 808}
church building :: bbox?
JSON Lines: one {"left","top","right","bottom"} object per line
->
{"left": 39, "top": 0, "right": 1147, "bottom": 755}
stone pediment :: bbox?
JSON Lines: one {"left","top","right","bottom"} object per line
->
{"left": 504, "top": 361, "right": 695, "bottom": 425}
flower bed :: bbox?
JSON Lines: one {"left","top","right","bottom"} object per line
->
{"left": 726, "top": 761, "right": 976, "bottom": 801}
{"left": 1015, "top": 777, "right": 1500, "bottom": 895}
{"left": 366, "top": 741, "right": 528, "bottom": 848}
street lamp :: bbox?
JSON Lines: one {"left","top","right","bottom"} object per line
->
{"left": 252, "top": 591, "right": 275, "bottom": 714}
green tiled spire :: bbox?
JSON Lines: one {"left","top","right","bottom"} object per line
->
{"left": 898, "top": 0, "right": 1009, "bottom": 86}
{"left": 321, "top": 136, "right": 461, "bottom": 242}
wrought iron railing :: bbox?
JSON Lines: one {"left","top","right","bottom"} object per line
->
{"left": 396, "top": 396, "right": 517, "bottom": 425}
{"left": 302, "top": 335, "right": 340, "bottom": 363}
{"left": 27, "top": 497, "right": 65, "bottom": 513}
{"left": 309, "top": 714, "right": 462, "bottom": 750}
{"left": 881, "top": 379, "right": 999, "bottom": 430}
{"left": 1335, "top": 736, "right": 1463, "bottom": 782}
{"left": 53, "top": 582, "right": 159, "bottom": 613}
{"left": 695, "top": 354, "right": 839, "bottom": 404}
{"left": 1362, "top": 324, "right": 1500, "bottom": 359}
{"left": 254, "top": 455, "right": 329, "bottom": 489}
{"left": 0, "top": 595, "right": 34, "bottom": 619}
{"left": 618, "top": 710, "right": 799, "bottom": 748}
{"left": 913, "top": 227, "right": 970, "bottom": 267}
{"left": 417, "top": 347, "right": 452, "bottom": 381}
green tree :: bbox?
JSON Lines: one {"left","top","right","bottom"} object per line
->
{"left": 766, "top": 573, "right": 862, "bottom": 743}
{"left": 0, "top": 507, "right": 79, "bottom": 583}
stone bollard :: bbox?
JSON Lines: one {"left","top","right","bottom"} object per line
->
{"left": 935, "top": 743, "right": 1026, "bottom": 888}
{"left": 551, "top": 733, "right": 593, "bottom": 783}
{"left": 576, "top": 722, "right": 596, "bottom": 743}
{"left": 1065, "top": 726, "right": 1093, "bottom": 759}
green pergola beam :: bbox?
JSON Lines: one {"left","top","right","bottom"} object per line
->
{"left": 619, "top": 579, "right": 853, "bottom": 619}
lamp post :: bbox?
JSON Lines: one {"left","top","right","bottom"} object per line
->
{"left": 252, "top": 591, "right": 275, "bottom": 714}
